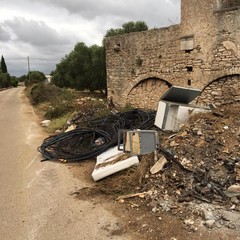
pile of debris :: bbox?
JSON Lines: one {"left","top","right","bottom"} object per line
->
{"left": 159, "top": 104, "right": 240, "bottom": 204}
{"left": 108, "top": 103, "right": 240, "bottom": 231}
{"left": 38, "top": 94, "right": 240, "bottom": 231}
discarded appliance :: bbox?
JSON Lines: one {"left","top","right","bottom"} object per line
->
{"left": 92, "top": 146, "right": 139, "bottom": 181}
{"left": 154, "top": 86, "right": 211, "bottom": 131}
{"left": 118, "top": 129, "right": 159, "bottom": 156}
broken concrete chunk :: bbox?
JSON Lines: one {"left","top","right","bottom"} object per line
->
{"left": 228, "top": 184, "right": 240, "bottom": 193}
{"left": 150, "top": 156, "right": 168, "bottom": 174}
{"left": 184, "top": 219, "right": 194, "bottom": 226}
{"left": 205, "top": 220, "right": 215, "bottom": 229}
{"left": 221, "top": 211, "right": 240, "bottom": 222}
{"left": 203, "top": 210, "right": 217, "bottom": 221}
{"left": 223, "top": 184, "right": 240, "bottom": 197}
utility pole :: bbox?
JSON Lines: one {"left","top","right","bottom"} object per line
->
{"left": 27, "top": 56, "right": 31, "bottom": 83}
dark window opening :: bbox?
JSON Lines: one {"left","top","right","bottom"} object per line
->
{"left": 113, "top": 44, "right": 121, "bottom": 52}
{"left": 187, "top": 79, "right": 192, "bottom": 86}
{"left": 186, "top": 66, "right": 193, "bottom": 72}
{"left": 185, "top": 49, "right": 192, "bottom": 54}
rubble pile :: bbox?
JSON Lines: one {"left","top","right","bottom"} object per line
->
{"left": 138, "top": 104, "right": 240, "bottom": 230}
{"left": 159, "top": 104, "right": 240, "bottom": 202}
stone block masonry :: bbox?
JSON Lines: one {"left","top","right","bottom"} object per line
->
{"left": 105, "top": 0, "right": 240, "bottom": 110}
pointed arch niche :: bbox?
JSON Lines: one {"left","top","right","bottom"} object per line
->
{"left": 127, "top": 78, "right": 171, "bottom": 110}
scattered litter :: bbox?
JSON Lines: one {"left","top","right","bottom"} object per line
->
{"left": 65, "top": 125, "right": 76, "bottom": 132}
{"left": 116, "top": 191, "right": 151, "bottom": 201}
{"left": 40, "top": 119, "right": 51, "bottom": 127}
{"left": 94, "top": 104, "right": 240, "bottom": 232}
{"left": 204, "top": 220, "right": 215, "bottom": 229}
{"left": 38, "top": 98, "right": 240, "bottom": 233}
{"left": 92, "top": 146, "right": 139, "bottom": 181}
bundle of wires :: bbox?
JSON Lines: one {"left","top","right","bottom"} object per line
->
{"left": 38, "top": 109, "right": 156, "bottom": 162}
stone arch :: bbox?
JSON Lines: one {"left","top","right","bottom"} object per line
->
{"left": 197, "top": 74, "right": 240, "bottom": 106}
{"left": 127, "top": 78, "right": 171, "bottom": 110}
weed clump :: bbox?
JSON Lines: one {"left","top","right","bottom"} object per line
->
{"left": 29, "top": 83, "right": 74, "bottom": 105}
{"left": 28, "top": 83, "right": 75, "bottom": 121}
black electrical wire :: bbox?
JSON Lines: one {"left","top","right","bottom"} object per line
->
{"left": 38, "top": 109, "right": 156, "bottom": 162}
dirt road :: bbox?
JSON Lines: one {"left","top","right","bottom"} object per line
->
{"left": 0, "top": 87, "right": 132, "bottom": 240}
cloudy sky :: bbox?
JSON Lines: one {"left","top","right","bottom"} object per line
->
{"left": 0, "top": 0, "right": 180, "bottom": 77}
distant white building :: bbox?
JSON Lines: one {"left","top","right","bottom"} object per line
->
{"left": 45, "top": 74, "right": 52, "bottom": 83}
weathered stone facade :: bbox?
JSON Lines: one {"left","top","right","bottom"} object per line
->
{"left": 105, "top": 0, "right": 240, "bottom": 109}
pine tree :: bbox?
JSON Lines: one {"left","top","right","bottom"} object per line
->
{"left": 1, "top": 55, "right": 8, "bottom": 73}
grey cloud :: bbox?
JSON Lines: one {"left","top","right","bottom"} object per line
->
{"left": 31, "top": 0, "right": 180, "bottom": 27}
{"left": 3, "top": 17, "right": 73, "bottom": 46}
{"left": 0, "top": 0, "right": 180, "bottom": 76}
{"left": 0, "top": 16, "right": 76, "bottom": 76}
{"left": 0, "top": 25, "right": 11, "bottom": 41}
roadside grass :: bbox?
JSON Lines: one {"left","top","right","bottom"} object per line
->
{"left": 26, "top": 83, "right": 108, "bottom": 133}
{"left": 47, "top": 113, "right": 72, "bottom": 133}
{"left": 26, "top": 83, "right": 137, "bottom": 134}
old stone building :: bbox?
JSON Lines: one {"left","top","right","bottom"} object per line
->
{"left": 105, "top": 0, "right": 240, "bottom": 109}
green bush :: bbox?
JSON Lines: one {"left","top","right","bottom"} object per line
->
{"left": 24, "top": 71, "right": 46, "bottom": 86}
{"left": 45, "top": 103, "right": 74, "bottom": 119}
{"left": 11, "top": 77, "right": 18, "bottom": 87}
{"left": 29, "top": 83, "right": 74, "bottom": 105}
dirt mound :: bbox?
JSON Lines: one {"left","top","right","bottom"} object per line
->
{"left": 159, "top": 104, "right": 240, "bottom": 203}
{"left": 96, "top": 103, "right": 240, "bottom": 234}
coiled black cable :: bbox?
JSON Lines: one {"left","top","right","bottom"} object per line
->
{"left": 38, "top": 109, "right": 156, "bottom": 162}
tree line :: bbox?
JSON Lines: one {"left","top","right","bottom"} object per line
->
{"left": 51, "top": 21, "right": 148, "bottom": 92}
{"left": 3, "top": 21, "right": 148, "bottom": 90}
{"left": 0, "top": 55, "right": 18, "bottom": 88}
{"left": 51, "top": 43, "right": 106, "bottom": 92}
{"left": 0, "top": 56, "right": 46, "bottom": 88}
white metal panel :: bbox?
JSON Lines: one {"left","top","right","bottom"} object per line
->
{"left": 92, "top": 156, "right": 139, "bottom": 181}
{"left": 165, "top": 104, "right": 179, "bottom": 131}
{"left": 96, "top": 146, "right": 123, "bottom": 163}
{"left": 154, "top": 101, "right": 166, "bottom": 129}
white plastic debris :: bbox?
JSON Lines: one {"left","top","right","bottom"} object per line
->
{"left": 40, "top": 120, "right": 51, "bottom": 127}
{"left": 92, "top": 146, "right": 139, "bottom": 181}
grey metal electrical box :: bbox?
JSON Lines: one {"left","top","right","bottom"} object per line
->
{"left": 154, "top": 86, "right": 211, "bottom": 132}
{"left": 118, "top": 130, "right": 159, "bottom": 156}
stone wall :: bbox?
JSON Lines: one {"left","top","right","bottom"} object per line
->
{"left": 105, "top": 0, "right": 240, "bottom": 109}
{"left": 197, "top": 75, "right": 240, "bottom": 106}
